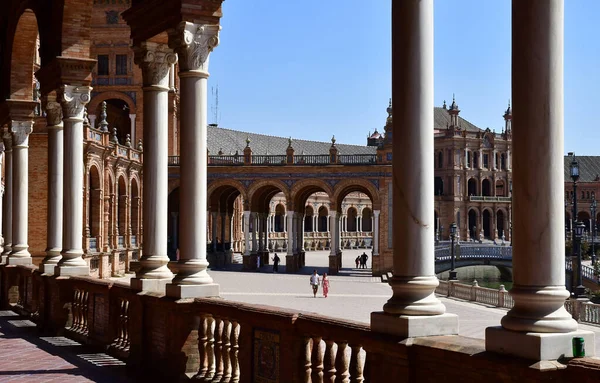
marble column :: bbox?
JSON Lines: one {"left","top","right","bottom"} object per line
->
{"left": 131, "top": 42, "right": 176, "bottom": 291}
{"left": 257, "top": 214, "right": 263, "bottom": 252}
{"left": 171, "top": 212, "right": 179, "bottom": 254}
{"left": 211, "top": 212, "right": 218, "bottom": 252}
{"left": 486, "top": 0, "right": 593, "bottom": 361}
{"left": 373, "top": 210, "right": 380, "bottom": 256}
{"left": 54, "top": 85, "right": 91, "bottom": 275}
{"left": 40, "top": 100, "right": 63, "bottom": 274}
{"left": 286, "top": 212, "right": 294, "bottom": 256}
{"left": 1, "top": 133, "right": 12, "bottom": 261}
{"left": 371, "top": 0, "right": 457, "bottom": 337}
{"left": 243, "top": 211, "right": 251, "bottom": 256}
{"left": 329, "top": 213, "right": 338, "bottom": 257}
{"left": 301, "top": 216, "right": 305, "bottom": 251}
{"left": 291, "top": 213, "right": 298, "bottom": 254}
{"left": 251, "top": 213, "right": 258, "bottom": 254}
{"left": 7, "top": 120, "right": 34, "bottom": 265}
{"left": 129, "top": 114, "right": 136, "bottom": 143}
{"left": 166, "top": 22, "right": 221, "bottom": 297}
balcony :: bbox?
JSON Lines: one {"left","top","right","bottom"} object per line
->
{"left": 469, "top": 196, "right": 512, "bottom": 202}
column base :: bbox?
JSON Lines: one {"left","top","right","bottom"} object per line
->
{"left": 6, "top": 257, "right": 32, "bottom": 266}
{"left": 486, "top": 326, "right": 595, "bottom": 361}
{"left": 0, "top": 255, "right": 6, "bottom": 265}
{"left": 39, "top": 264, "right": 57, "bottom": 274}
{"left": 55, "top": 265, "right": 89, "bottom": 277}
{"left": 130, "top": 277, "right": 170, "bottom": 294}
{"left": 165, "top": 283, "right": 220, "bottom": 299}
{"left": 371, "top": 311, "right": 459, "bottom": 338}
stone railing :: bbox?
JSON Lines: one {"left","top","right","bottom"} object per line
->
{"left": 434, "top": 245, "right": 512, "bottom": 261}
{"left": 337, "top": 154, "right": 378, "bottom": 165}
{"left": 294, "top": 154, "right": 330, "bottom": 165}
{"left": 2, "top": 266, "right": 600, "bottom": 381}
{"left": 251, "top": 154, "right": 287, "bottom": 165}
{"left": 469, "top": 196, "right": 512, "bottom": 202}
{"left": 168, "top": 153, "right": 381, "bottom": 167}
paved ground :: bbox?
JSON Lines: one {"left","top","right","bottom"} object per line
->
{"left": 0, "top": 311, "right": 135, "bottom": 382}
{"left": 209, "top": 250, "right": 600, "bottom": 354}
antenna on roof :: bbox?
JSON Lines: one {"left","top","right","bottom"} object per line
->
{"left": 210, "top": 84, "right": 220, "bottom": 126}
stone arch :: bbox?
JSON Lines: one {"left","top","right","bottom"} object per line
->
{"left": 304, "top": 205, "right": 315, "bottom": 232}
{"left": 274, "top": 203, "right": 286, "bottom": 233}
{"left": 318, "top": 205, "right": 329, "bottom": 232}
{"left": 482, "top": 178, "right": 492, "bottom": 197}
{"left": 88, "top": 91, "right": 136, "bottom": 116}
{"left": 208, "top": 179, "right": 247, "bottom": 213}
{"left": 247, "top": 179, "right": 290, "bottom": 213}
{"left": 9, "top": 9, "right": 39, "bottom": 100}
{"left": 346, "top": 207, "right": 358, "bottom": 232}
{"left": 468, "top": 208, "right": 478, "bottom": 240}
{"left": 362, "top": 207, "right": 373, "bottom": 232}
{"left": 290, "top": 178, "right": 333, "bottom": 214}
{"left": 332, "top": 178, "right": 380, "bottom": 212}
{"left": 482, "top": 208, "right": 493, "bottom": 239}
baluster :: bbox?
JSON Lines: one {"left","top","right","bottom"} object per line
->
{"left": 311, "top": 336, "right": 325, "bottom": 383}
{"left": 349, "top": 345, "right": 365, "bottom": 383}
{"left": 205, "top": 316, "right": 216, "bottom": 380}
{"left": 122, "top": 300, "right": 130, "bottom": 350}
{"left": 82, "top": 291, "right": 89, "bottom": 333}
{"left": 323, "top": 340, "right": 337, "bottom": 383}
{"left": 213, "top": 318, "right": 224, "bottom": 382}
{"left": 230, "top": 321, "right": 240, "bottom": 383}
{"left": 115, "top": 299, "right": 124, "bottom": 347}
{"left": 335, "top": 341, "right": 350, "bottom": 383}
{"left": 197, "top": 316, "right": 209, "bottom": 379}
{"left": 222, "top": 319, "right": 232, "bottom": 382}
{"left": 303, "top": 337, "right": 312, "bottom": 383}
{"left": 71, "top": 290, "right": 80, "bottom": 331}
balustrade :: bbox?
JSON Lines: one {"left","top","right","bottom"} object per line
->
{"left": 337, "top": 154, "right": 377, "bottom": 165}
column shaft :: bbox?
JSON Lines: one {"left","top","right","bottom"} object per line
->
{"left": 373, "top": 210, "right": 380, "bottom": 256}
{"left": 500, "top": 0, "right": 576, "bottom": 333}
{"left": 286, "top": 212, "right": 294, "bottom": 256}
{"left": 1, "top": 135, "right": 11, "bottom": 259}
{"left": 212, "top": 212, "right": 218, "bottom": 252}
{"left": 131, "top": 42, "right": 176, "bottom": 290}
{"left": 243, "top": 211, "right": 250, "bottom": 256}
{"left": 384, "top": 0, "right": 444, "bottom": 315}
{"left": 41, "top": 101, "right": 64, "bottom": 273}
{"left": 251, "top": 213, "right": 258, "bottom": 254}
{"left": 329, "top": 213, "right": 337, "bottom": 257}
{"left": 8, "top": 121, "right": 34, "bottom": 265}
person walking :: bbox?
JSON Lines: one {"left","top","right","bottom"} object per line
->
{"left": 355, "top": 256, "right": 360, "bottom": 269}
{"left": 310, "top": 270, "right": 320, "bottom": 298}
{"left": 322, "top": 273, "right": 330, "bottom": 298}
{"left": 272, "top": 253, "right": 280, "bottom": 273}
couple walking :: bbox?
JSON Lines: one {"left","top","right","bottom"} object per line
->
{"left": 309, "top": 270, "right": 330, "bottom": 298}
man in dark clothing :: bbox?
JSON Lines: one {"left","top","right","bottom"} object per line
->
{"left": 361, "top": 252, "right": 369, "bottom": 269}
{"left": 272, "top": 253, "right": 280, "bottom": 273}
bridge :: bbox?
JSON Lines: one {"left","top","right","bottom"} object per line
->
{"left": 434, "top": 244, "right": 600, "bottom": 290}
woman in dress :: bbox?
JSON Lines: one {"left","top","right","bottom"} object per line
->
{"left": 322, "top": 273, "right": 330, "bottom": 298}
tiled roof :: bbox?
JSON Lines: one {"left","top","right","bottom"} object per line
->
{"left": 208, "top": 107, "right": 482, "bottom": 156}
{"left": 564, "top": 156, "right": 600, "bottom": 182}
{"left": 207, "top": 126, "right": 377, "bottom": 156}
{"left": 434, "top": 107, "right": 481, "bottom": 132}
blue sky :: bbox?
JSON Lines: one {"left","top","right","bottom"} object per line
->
{"left": 208, "top": 0, "right": 598, "bottom": 155}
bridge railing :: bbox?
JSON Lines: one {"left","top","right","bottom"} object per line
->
{"left": 434, "top": 245, "right": 512, "bottom": 261}
{"left": 469, "top": 196, "right": 512, "bottom": 203}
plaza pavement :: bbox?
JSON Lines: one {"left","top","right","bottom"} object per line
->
{"left": 208, "top": 249, "right": 600, "bottom": 355}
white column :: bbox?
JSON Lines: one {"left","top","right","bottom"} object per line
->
{"left": 40, "top": 100, "right": 63, "bottom": 274}
{"left": 243, "top": 211, "right": 250, "bottom": 256}
{"left": 258, "top": 214, "right": 264, "bottom": 252}
{"left": 166, "top": 23, "right": 221, "bottom": 298}
{"left": 372, "top": 0, "right": 457, "bottom": 337}
{"left": 373, "top": 210, "right": 380, "bottom": 256}
{"left": 129, "top": 113, "right": 136, "bottom": 144}
{"left": 301, "top": 215, "right": 305, "bottom": 251}
{"left": 7, "top": 120, "right": 34, "bottom": 265}
{"left": 220, "top": 212, "right": 226, "bottom": 251}
{"left": 486, "top": 1, "right": 590, "bottom": 361}
{"left": 1, "top": 133, "right": 12, "bottom": 260}
{"left": 131, "top": 42, "right": 176, "bottom": 291}
{"left": 326, "top": 215, "right": 330, "bottom": 232}
{"left": 329, "top": 213, "right": 337, "bottom": 257}
{"left": 88, "top": 114, "right": 96, "bottom": 129}
{"left": 284, "top": 213, "right": 287, "bottom": 232}
{"left": 211, "top": 212, "right": 218, "bottom": 252}
{"left": 53, "top": 86, "right": 91, "bottom": 274}
{"left": 286, "top": 211, "right": 294, "bottom": 256}
{"left": 251, "top": 213, "right": 258, "bottom": 254}
{"left": 169, "top": 63, "right": 176, "bottom": 91}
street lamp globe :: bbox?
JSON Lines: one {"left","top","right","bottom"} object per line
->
{"left": 570, "top": 156, "right": 579, "bottom": 183}
{"left": 450, "top": 222, "right": 457, "bottom": 239}
{"left": 575, "top": 220, "right": 585, "bottom": 239}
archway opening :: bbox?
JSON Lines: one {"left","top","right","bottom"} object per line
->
{"left": 483, "top": 210, "right": 491, "bottom": 239}
{"left": 578, "top": 211, "right": 592, "bottom": 233}
{"left": 482, "top": 179, "right": 492, "bottom": 197}
{"left": 468, "top": 178, "right": 477, "bottom": 196}
{"left": 131, "top": 178, "right": 139, "bottom": 239}
{"left": 318, "top": 206, "right": 329, "bottom": 233}
{"left": 468, "top": 209, "right": 477, "bottom": 240}
{"left": 362, "top": 207, "right": 373, "bottom": 232}
{"left": 117, "top": 177, "right": 127, "bottom": 247}
{"left": 434, "top": 176, "right": 444, "bottom": 196}
{"left": 304, "top": 205, "right": 314, "bottom": 233}
{"left": 497, "top": 210, "right": 505, "bottom": 239}
{"left": 209, "top": 184, "right": 244, "bottom": 253}
{"left": 274, "top": 203, "right": 286, "bottom": 233}
{"left": 347, "top": 207, "right": 358, "bottom": 232}
{"left": 96, "top": 98, "right": 131, "bottom": 144}
{"left": 88, "top": 166, "right": 102, "bottom": 247}
{"left": 10, "top": 9, "right": 40, "bottom": 101}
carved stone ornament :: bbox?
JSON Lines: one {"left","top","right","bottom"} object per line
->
{"left": 2, "top": 131, "right": 12, "bottom": 151}
{"left": 58, "top": 85, "right": 92, "bottom": 119}
{"left": 10, "top": 120, "right": 34, "bottom": 148}
{"left": 44, "top": 101, "right": 63, "bottom": 127}
{"left": 169, "top": 22, "right": 220, "bottom": 73}
{"left": 133, "top": 42, "right": 177, "bottom": 88}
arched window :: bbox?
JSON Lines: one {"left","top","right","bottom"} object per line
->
{"left": 274, "top": 204, "right": 285, "bottom": 232}
{"left": 468, "top": 178, "right": 477, "bottom": 196}
{"left": 482, "top": 179, "right": 491, "bottom": 197}
{"left": 117, "top": 176, "right": 127, "bottom": 236}
{"left": 434, "top": 177, "right": 444, "bottom": 196}
{"left": 304, "top": 205, "right": 314, "bottom": 232}
{"left": 362, "top": 208, "right": 373, "bottom": 232}
{"left": 318, "top": 206, "right": 329, "bottom": 232}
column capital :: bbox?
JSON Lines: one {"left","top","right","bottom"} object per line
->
{"left": 2, "top": 130, "right": 12, "bottom": 151}
{"left": 10, "top": 121, "right": 34, "bottom": 148}
{"left": 44, "top": 100, "right": 63, "bottom": 127}
{"left": 58, "top": 85, "right": 92, "bottom": 120}
{"left": 373, "top": 209, "right": 381, "bottom": 217}
{"left": 168, "top": 22, "right": 220, "bottom": 75}
{"left": 133, "top": 42, "right": 178, "bottom": 88}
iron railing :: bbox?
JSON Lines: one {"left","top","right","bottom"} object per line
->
{"left": 469, "top": 196, "right": 512, "bottom": 202}
{"left": 338, "top": 154, "right": 377, "bottom": 165}
{"left": 209, "top": 155, "right": 244, "bottom": 165}
{"left": 294, "top": 154, "right": 330, "bottom": 165}
{"left": 251, "top": 155, "right": 286, "bottom": 165}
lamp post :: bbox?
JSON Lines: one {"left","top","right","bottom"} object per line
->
{"left": 574, "top": 220, "right": 586, "bottom": 298}
{"left": 570, "top": 153, "right": 579, "bottom": 230}
{"left": 592, "top": 194, "right": 597, "bottom": 266}
{"left": 449, "top": 222, "right": 457, "bottom": 281}
{"left": 509, "top": 181, "right": 513, "bottom": 246}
